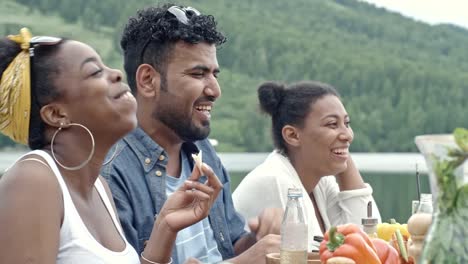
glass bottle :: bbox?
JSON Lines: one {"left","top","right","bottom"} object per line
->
{"left": 407, "top": 193, "right": 433, "bottom": 264}
{"left": 280, "top": 188, "right": 308, "bottom": 264}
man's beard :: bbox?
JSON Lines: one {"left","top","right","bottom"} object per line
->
{"left": 160, "top": 112, "right": 211, "bottom": 142}
{"left": 153, "top": 77, "right": 211, "bottom": 142}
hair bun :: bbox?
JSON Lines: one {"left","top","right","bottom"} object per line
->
{"left": 257, "top": 81, "right": 286, "bottom": 116}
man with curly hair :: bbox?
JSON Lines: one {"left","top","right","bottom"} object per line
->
{"left": 101, "top": 3, "right": 281, "bottom": 264}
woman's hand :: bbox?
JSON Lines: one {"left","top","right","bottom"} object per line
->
{"left": 335, "top": 156, "right": 366, "bottom": 191}
{"left": 159, "top": 163, "right": 223, "bottom": 232}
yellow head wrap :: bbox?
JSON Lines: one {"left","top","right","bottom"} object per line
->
{"left": 0, "top": 28, "right": 32, "bottom": 145}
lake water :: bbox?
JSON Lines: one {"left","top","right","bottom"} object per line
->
{"left": 1, "top": 151, "right": 429, "bottom": 223}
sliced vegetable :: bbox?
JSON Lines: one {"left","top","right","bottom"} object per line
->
{"left": 391, "top": 230, "right": 408, "bottom": 263}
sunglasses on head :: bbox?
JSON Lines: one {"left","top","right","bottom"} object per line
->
{"left": 29, "top": 36, "right": 62, "bottom": 57}
{"left": 139, "top": 6, "right": 201, "bottom": 63}
{"left": 29, "top": 35, "right": 62, "bottom": 106}
{"left": 167, "top": 5, "right": 201, "bottom": 25}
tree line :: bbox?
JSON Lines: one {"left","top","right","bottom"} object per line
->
{"left": 1, "top": 0, "right": 467, "bottom": 152}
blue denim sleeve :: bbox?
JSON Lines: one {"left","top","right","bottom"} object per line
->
{"left": 217, "top": 158, "right": 248, "bottom": 245}
{"left": 101, "top": 162, "right": 141, "bottom": 253}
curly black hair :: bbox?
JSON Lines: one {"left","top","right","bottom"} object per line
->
{"left": 0, "top": 37, "right": 65, "bottom": 150}
{"left": 258, "top": 81, "right": 340, "bottom": 155}
{"left": 120, "top": 3, "right": 227, "bottom": 93}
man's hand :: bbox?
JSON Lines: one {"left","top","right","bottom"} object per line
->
{"left": 158, "top": 163, "right": 222, "bottom": 232}
{"left": 228, "top": 234, "right": 280, "bottom": 264}
{"left": 248, "top": 208, "right": 283, "bottom": 241}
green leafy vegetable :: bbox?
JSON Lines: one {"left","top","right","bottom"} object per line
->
{"left": 454, "top": 127, "right": 468, "bottom": 152}
{"left": 420, "top": 128, "right": 468, "bottom": 263}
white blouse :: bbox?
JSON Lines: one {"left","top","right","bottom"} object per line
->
{"left": 233, "top": 150, "right": 381, "bottom": 250}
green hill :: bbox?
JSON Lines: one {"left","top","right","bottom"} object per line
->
{"left": 0, "top": 1, "right": 119, "bottom": 67}
{"left": 1, "top": 0, "right": 467, "bottom": 152}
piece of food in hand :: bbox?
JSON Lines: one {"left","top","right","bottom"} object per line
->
{"left": 320, "top": 224, "right": 380, "bottom": 264}
{"left": 191, "top": 150, "right": 203, "bottom": 174}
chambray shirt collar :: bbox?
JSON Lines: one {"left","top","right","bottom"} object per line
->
{"left": 123, "top": 126, "right": 200, "bottom": 173}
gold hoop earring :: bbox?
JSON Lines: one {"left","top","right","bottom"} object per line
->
{"left": 102, "top": 145, "right": 118, "bottom": 166}
{"left": 51, "top": 123, "right": 95, "bottom": 171}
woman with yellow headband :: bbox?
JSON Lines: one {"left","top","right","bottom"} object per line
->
{"left": 0, "top": 28, "right": 222, "bottom": 264}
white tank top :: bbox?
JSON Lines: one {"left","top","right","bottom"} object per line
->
{"left": 17, "top": 150, "right": 140, "bottom": 264}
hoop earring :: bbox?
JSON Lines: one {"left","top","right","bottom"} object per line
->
{"left": 51, "top": 123, "right": 95, "bottom": 171}
{"left": 102, "top": 145, "right": 118, "bottom": 166}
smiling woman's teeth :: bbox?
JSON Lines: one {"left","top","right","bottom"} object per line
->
{"left": 333, "top": 148, "right": 348, "bottom": 155}
{"left": 116, "top": 91, "right": 133, "bottom": 100}
{"left": 122, "top": 92, "right": 130, "bottom": 99}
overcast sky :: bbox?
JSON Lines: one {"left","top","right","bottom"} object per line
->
{"left": 359, "top": 0, "right": 468, "bottom": 29}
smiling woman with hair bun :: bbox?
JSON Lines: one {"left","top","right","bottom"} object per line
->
{"left": 233, "top": 80, "right": 381, "bottom": 251}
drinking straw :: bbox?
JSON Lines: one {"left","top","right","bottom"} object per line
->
{"left": 416, "top": 163, "right": 421, "bottom": 201}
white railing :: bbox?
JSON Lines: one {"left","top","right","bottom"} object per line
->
{"left": 219, "top": 152, "right": 427, "bottom": 174}
{"left": 1, "top": 151, "right": 427, "bottom": 174}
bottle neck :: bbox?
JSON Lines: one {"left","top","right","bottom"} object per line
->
{"left": 418, "top": 194, "right": 433, "bottom": 213}
{"left": 283, "top": 197, "right": 305, "bottom": 224}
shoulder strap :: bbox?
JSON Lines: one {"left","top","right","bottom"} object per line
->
{"left": 17, "top": 158, "right": 50, "bottom": 168}
{"left": 94, "top": 178, "right": 125, "bottom": 236}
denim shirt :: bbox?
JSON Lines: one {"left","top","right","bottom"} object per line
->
{"left": 101, "top": 127, "right": 247, "bottom": 264}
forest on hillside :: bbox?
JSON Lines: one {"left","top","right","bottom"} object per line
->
{"left": 1, "top": 0, "right": 467, "bottom": 152}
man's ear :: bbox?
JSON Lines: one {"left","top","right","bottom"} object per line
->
{"left": 282, "top": 125, "right": 301, "bottom": 147}
{"left": 136, "top": 64, "right": 160, "bottom": 98}
{"left": 39, "top": 103, "right": 69, "bottom": 127}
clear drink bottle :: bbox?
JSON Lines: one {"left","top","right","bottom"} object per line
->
{"left": 280, "top": 188, "right": 308, "bottom": 264}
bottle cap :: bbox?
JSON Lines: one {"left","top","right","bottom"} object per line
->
{"left": 287, "top": 187, "right": 303, "bottom": 198}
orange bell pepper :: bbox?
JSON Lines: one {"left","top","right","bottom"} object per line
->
{"left": 320, "top": 224, "right": 381, "bottom": 264}
{"left": 372, "top": 238, "right": 400, "bottom": 264}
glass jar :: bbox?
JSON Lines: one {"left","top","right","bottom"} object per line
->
{"left": 415, "top": 132, "right": 468, "bottom": 263}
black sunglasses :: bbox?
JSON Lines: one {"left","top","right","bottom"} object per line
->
{"left": 139, "top": 6, "right": 201, "bottom": 64}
